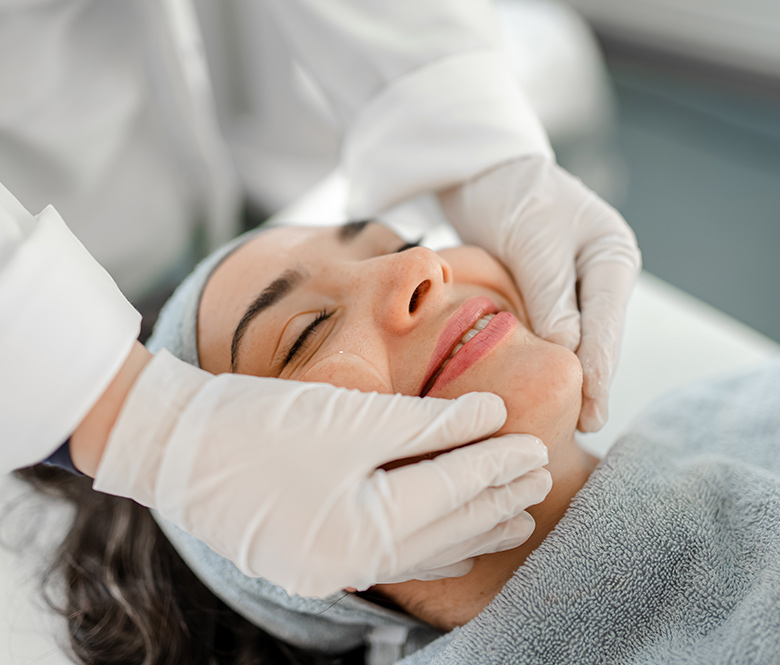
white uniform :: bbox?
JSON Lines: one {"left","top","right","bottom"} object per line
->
{"left": 0, "top": 0, "right": 549, "bottom": 473}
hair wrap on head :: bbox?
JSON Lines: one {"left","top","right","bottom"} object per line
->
{"left": 146, "top": 226, "right": 266, "bottom": 367}
{"left": 146, "top": 224, "right": 439, "bottom": 664}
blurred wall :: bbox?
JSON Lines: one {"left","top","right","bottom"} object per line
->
{"left": 562, "top": 0, "right": 780, "bottom": 79}
{"left": 550, "top": 0, "right": 780, "bottom": 343}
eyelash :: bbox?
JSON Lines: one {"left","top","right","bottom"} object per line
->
{"left": 281, "top": 236, "right": 423, "bottom": 367}
{"left": 283, "top": 309, "right": 334, "bottom": 366}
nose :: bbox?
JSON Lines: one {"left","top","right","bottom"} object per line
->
{"left": 368, "top": 247, "right": 452, "bottom": 334}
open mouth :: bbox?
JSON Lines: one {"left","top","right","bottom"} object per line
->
{"left": 420, "top": 313, "right": 496, "bottom": 396}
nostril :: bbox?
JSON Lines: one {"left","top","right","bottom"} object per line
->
{"left": 409, "top": 280, "right": 431, "bottom": 314}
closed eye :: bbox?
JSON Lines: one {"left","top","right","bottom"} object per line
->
{"left": 283, "top": 309, "right": 334, "bottom": 366}
{"left": 281, "top": 235, "right": 421, "bottom": 367}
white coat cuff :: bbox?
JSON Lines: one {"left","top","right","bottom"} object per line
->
{"left": 343, "top": 49, "right": 553, "bottom": 217}
{"left": 0, "top": 206, "right": 140, "bottom": 472}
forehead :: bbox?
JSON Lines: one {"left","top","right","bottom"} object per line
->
{"left": 197, "top": 223, "right": 400, "bottom": 371}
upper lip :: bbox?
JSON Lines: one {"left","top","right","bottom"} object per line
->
{"left": 419, "top": 296, "right": 498, "bottom": 396}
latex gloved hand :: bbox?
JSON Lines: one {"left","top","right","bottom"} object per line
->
{"left": 93, "top": 350, "right": 551, "bottom": 597}
{"left": 439, "top": 155, "right": 641, "bottom": 431}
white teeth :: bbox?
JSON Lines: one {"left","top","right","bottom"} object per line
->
{"left": 438, "top": 313, "right": 495, "bottom": 371}
{"left": 473, "top": 316, "right": 491, "bottom": 331}
{"left": 461, "top": 328, "right": 479, "bottom": 344}
{"left": 422, "top": 313, "right": 497, "bottom": 395}
{"left": 422, "top": 314, "right": 497, "bottom": 395}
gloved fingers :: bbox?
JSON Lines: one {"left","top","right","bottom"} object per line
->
{"left": 578, "top": 393, "right": 609, "bottom": 434}
{"left": 401, "top": 558, "right": 475, "bottom": 583}
{"left": 384, "top": 464, "right": 550, "bottom": 555}
{"left": 371, "top": 391, "right": 508, "bottom": 460}
{"left": 515, "top": 255, "right": 581, "bottom": 352}
{"left": 574, "top": 197, "right": 641, "bottom": 272}
{"left": 386, "top": 480, "right": 551, "bottom": 579}
{"left": 398, "top": 513, "right": 537, "bottom": 583}
{"left": 379, "top": 435, "right": 548, "bottom": 540}
{"left": 575, "top": 261, "right": 639, "bottom": 432}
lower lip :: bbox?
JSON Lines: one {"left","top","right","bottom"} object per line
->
{"left": 427, "top": 311, "right": 518, "bottom": 396}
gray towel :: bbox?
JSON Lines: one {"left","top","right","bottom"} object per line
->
{"left": 398, "top": 358, "right": 780, "bottom": 664}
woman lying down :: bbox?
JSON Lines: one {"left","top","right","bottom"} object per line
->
{"left": 21, "top": 220, "right": 780, "bottom": 664}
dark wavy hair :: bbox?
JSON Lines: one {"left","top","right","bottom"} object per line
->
{"left": 13, "top": 465, "right": 365, "bottom": 665}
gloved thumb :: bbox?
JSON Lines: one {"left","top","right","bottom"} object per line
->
{"left": 370, "top": 390, "right": 508, "bottom": 460}
{"left": 516, "top": 256, "right": 581, "bottom": 352}
{"left": 576, "top": 261, "right": 637, "bottom": 431}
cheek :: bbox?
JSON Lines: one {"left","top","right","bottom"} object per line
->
{"left": 496, "top": 343, "right": 583, "bottom": 441}
{"left": 429, "top": 332, "right": 582, "bottom": 442}
{"left": 299, "top": 351, "right": 393, "bottom": 394}
{"left": 440, "top": 247, "right": 526, "bottom": 320}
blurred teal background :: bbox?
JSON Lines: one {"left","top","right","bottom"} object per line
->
{"left": 606, "top": 50, "right": 780, "bottom": 343}
{"left": 545, "top": 0, "right": 779, "bottom": 341}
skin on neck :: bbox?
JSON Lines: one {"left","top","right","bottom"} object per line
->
{"left": 371, "top": 435, "right": 599, "bottom": 631}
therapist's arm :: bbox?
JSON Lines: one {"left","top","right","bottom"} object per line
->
{"left": 263, "top": 0, "right": 551, "bottom": 214}
{"left": 0, "top": 182, "right": 141, "bottom": 474}
{"left": 0, "top": 182, "right": 551, "bottom": 598}
{"left": 69, "top": 341, "right": 152, "bottom": 477}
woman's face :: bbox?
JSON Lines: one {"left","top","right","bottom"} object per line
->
{"left": 198, "top": 222, "right": 583, "bottom": 448}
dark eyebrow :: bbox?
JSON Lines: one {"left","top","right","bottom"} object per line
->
{"left": 338, "top": 219, "right": 371, "bottom": 243}
{"left": 229, "top": 221, "right": 370, "bottom": 372}
{"left": 230, "top": 268, "right": 305, "bottom": 371}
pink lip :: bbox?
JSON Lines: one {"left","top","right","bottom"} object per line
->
{"left": 419, "top": 296, "right": 499, "bottom": 396}
{"left": 427, "top": 311, "right": 518, "bottom": 396}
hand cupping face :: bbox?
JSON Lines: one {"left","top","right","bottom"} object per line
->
{"left": 197, "top": 221, "right": 583, "bottom": 450}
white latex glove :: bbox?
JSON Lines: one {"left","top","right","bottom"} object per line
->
{"left": 93, "top": 350, "right": 551, "bottom": 597}
{"left": 439, "top": 155, "right": 641, "bottom": 432}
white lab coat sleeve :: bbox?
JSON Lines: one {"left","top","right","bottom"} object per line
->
{"left": 264, "top": 0, "right": 553, "bottom": 215}
{"left": 0, "top": 182, "right": 141, "bottom": 473}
